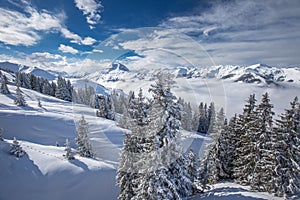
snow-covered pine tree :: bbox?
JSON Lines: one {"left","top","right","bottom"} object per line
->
{"left": 186, "top": 149, "right": 198, "bottom": 194}
{"left": 219, "top": 114, "right": 238, "bottom": 179}
{"left": 96, "top": 95, "right": 108, "bottom": 118}
{"left": 75, "top": 115, "right": 93, "bottom": 157}
{"left": 212, "top": 108, "right": 226, "bottom": 134}
{"left": 42, "top": 79, "right": 51, "bottom": 95}
{"left": 192, "top": 106, "right": 199, "bottom": 132}
{"left": 21, "top": 72, "right": 30, "bottom": 89}
{"left": 132, "top": 71, "right": 195, "bottom": 199}
{"left": 233, "top": 94, "right": 258, "bottom": 185}
{"left": 10, "top": 137, "right": 25, "bottom": 157}
{"left": 118, "top": 104, "right": 129, "bottom": 129}
{"left": 199, "top": 107, "right": 227, "bottom": 185}
{"left": 106, "top": 95, "right": 115, "bottom": 120}
{"left": 55, "top": 76, "right": 72, "bottom": 101}
{"left": 50, "top": 82, "right": 56, "bottom": 97}
{"left": 14, "top": 86, "right": 27, "bottom": 106}
{"left": 64, "top": 139, "right": 74, "bottom": 160}
{"left": 117, "top": 131, "right": 142, "bottom": 200}
{"left": 274, "top": 96, "right": 300, "bottom": 197}
{"left": 251, "top": 92, "right": 276, "bottom": 192}
{"left": 207, "top": 102, "right": 216, "bottom": 134}
{"left": 197, "top": 102, "right": 208, "bottom": 133}
{"left": 0, "top": 73, "right": 10, "bottom": 94}
{"left": 182, "top": 102, "right": 193, "bottom": 131}
{"left": 117, "top": 88, "right": 150, "bottom": 200}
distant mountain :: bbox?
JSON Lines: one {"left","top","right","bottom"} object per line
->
{"left": 0, "top": 61, "right": 65, "bottom": 81}
{"left": 1, "top": 61, "right": 300, "bottom": 87}
{"left": 84, "top": 63, "right": 300, "bottom": 87}
{"left": 198, "top": 64, "right": 300, "bottom": 86}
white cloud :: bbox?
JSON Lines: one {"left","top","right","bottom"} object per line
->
{"left": 0, "top": 1, "right": 96, "bottom": 46}
{"left": 58, "top": 44, "right": 79, "bottom": 54}
{"left": 81, "top": 37, "right": 97, "bottom": 45}
{"left": 92, "top": 49, "right": 103, "bottom": 53}
{"left": 159, "top": 0, "right": 300, "bottom": 66}
{"left": 74, "top": 0, "right": 103, "bottom": 29}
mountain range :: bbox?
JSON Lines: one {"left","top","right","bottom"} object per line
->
{"left": 1, "top": 61, "right": 299, "bottom": 87}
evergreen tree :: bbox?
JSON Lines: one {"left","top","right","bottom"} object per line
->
{"left": 64, "top": 139, "right": 74, "bottom": 160}
{"left": 14, "top": 86, "right": 27, "bottom": 106}
{"left": 192, "top": 107, "right": 199, "bottom": 132}
{"left": 197, "top": 102, "right": 208, "bottom": 133}
{"left": 96, "top": 95, "right": 115, "bottom": 120}
{"left": 96, "top": 95, "right": 108, "bottom": 118}
{"left": 212, "top": 108, "right": 226, "bottom": 134}
{"left": 106, "top": 95, "right": 115, "bottom": 120}
{"left": 117, "top": 88, "right": 150, "bottom": 200}
{"left": 182, "top": 102, "right": 193, "bottom": 131}
{"left": 132, "top": 72, "right": 195, "bottom": 199}
{"left": 233, "top": 94, "right": 258, "bottom": 185}
{"left": 10, "top": 137, "right": 25, "bottom": 157}
{"left": 75, "top": 115, "right": 93, "bottom": 157}
{"left": 0, "top": 73, "right": 10, "bottom": 94}
{"left": 207, "top": 102, "right": 216, "bottom": 134}
{"left": 274, "top": 97, "right": 300, "bottom": 197}
{"left": 186, "top": 149, "right": 198, "bottom": 194}
{"left": 220, "top": 114, "right": 238, "bottom": 179}
{"left": 251, "top": 92, "right": 276, "bottom": 192}
{"left": 55, "top": 76, "right": 71, "bottom": 101}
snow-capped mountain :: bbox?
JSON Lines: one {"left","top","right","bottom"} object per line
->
{"left": 198, "top": 64, "right": 300, "bottom": 85}
{"left": 84, "top": 63, "right": 300, "bottom": 87}
{"left": 2, "top": 61, "right": 300, "bottom": 87}
{"left": 85, "top": 62, "right": 130, "bottom": 82}
{"left": 0, "top": 61, "right": 65, "bottom": 81}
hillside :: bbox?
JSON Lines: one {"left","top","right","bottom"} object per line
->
{"left": 0, "top": 77, "right": 289, "bottom": 199}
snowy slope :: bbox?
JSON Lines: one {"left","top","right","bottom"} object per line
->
{"left": 0, "top": 83, "right": 210, "bottom": 200}
{"left": 0, "top": 85, "right": 123, "bottom": 200}
{"left": 190, "top": 182, "right": 283, "bottom": 200}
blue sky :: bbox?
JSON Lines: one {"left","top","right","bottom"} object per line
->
{"left": 0, "top": 0, "right": 300, "bottom": 73}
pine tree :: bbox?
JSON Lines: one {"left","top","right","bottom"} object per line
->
{"left": 106, "top": 95, "right": 115, "bottom": 120}
{"left": 117, "top": 88, "right": 150, "bottom": 200}
{"left": 274, "top": 97, "right": 300, "bottom": 197}
{"left": 14, "top": 86, "right": 27, "bottom": 106}
{"left": 197, "top": 102, "right": 208, "bottom": 133}
{"left": 96, "top": 95, "right": 108, "bottom": 118}
{"left": 207, "top": 102, "right": 216, "bottom": 134}
{"left": 219, "top": 114, "right": 238, "bottom": 179}
{"left": 186, "top": 149, "right": 198, "bottom": 194}
{"left": 75, "top": 115, "right": 93, "bottom": 157}
{"left": 0, "top": 73, "right": 10, "bottom": 94}
{"left": 64, "top": 139, "right": 74, "bottom": 160}
{"left": 250, "top": 92, "right": 276, "bottom": 192}
{"left": 233, "top": 94, "right": 258, "bottom": 185}
{"left": 55, "top": 76, "right": 71, "bottom": 101}
{"left": 10, "top": 137, "right": 26, "bottom": 157}
{"left": 182, "top": 102, "right": 193, "bottom": 131}
{"left": 133, "top": 72, "right": 195, "bottom": 199}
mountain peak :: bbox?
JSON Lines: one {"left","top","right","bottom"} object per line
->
{"left": 108, "top": 63, "right": 129, "bottom": 72}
